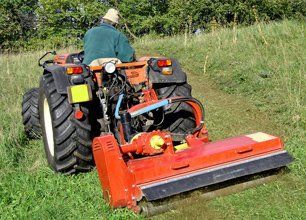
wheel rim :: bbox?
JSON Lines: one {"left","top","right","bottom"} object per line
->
{"left": 43, "top": 98, "right": 55, "bottom": 156}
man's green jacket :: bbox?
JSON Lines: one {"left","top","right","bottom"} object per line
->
{"left": 83, "top": 23, "right": 135, "bottom": 65}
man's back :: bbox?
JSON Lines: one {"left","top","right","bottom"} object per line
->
{"left": 83, "top": 23, "right": 135, "bottom": 65}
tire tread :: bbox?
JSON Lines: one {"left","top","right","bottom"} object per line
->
{"left": 22, "top": 88, "right": 42, "bottom": 139}
{"left": 40, "top": 74, "right": 93, "bottom": 174}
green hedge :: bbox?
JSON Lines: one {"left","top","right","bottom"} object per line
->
{"left": 0, "top": 0, "right": 305, "bottom": 51}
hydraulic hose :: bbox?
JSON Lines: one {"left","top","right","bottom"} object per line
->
{"left": 129, "top": 100, "right": 169, "bottom": 118}
{"left": 115, "top": 95, "right": 170, "bottom": 120}
{"left": 115, "top": 93, "right": 124, "bottom": 119}
{"left": 169, "top": 97, "right": 205, "bottom": 134}
{"left": 115, "top": 95, "right": 205, "bottom": 135}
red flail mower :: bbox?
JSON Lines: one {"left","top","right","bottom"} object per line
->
{"left": 22, "top": 52, "right": 293, "bottom": 214}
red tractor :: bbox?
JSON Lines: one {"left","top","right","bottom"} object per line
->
{"left": 22, "top": 51, "right": 293, "bottom": 212}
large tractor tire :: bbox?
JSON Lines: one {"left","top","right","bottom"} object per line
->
{"left": 39, "top": 73, "right": 93, "bottom": 174}
{"left": 22, "top": 88, "right": 42, "bottom": 139}
{"left": 154, "top": 83, "right": 196, "bottom": 141}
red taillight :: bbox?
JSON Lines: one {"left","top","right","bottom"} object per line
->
{"left": 66, "top": 66, "right": 83, "bottom": 74}
{"left": 157, "top": 59, "right": 172, "bottom": 68}
{"left": 74, "top": 109, "right": 84, "bottom": 120}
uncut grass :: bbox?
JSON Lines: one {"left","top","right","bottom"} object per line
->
{"left": 135, "top": 19, "right": 305, "bottom": 219}
{"left": 0, "top": 20, "right": 305, "bottom": 219}
{"left": 135, "top": 19, "right": 306, "bottom": 173}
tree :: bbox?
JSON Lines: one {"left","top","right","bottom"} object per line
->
{"left": 0, "top": 0, "right": 38, "bottom": 49}
{"left": 36, "top": 0, "right": 108, "bottom": 40}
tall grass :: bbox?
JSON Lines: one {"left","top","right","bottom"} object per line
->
{"left": 135, "top": 19, "right": 306, "bottom": 174}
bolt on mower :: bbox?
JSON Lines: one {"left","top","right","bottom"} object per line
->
{"left": 22, "top": 51, "right": 293, "bottom": 213}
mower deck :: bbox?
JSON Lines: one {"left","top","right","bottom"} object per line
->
{"left": 92, "top": 132, "right": 293, "bottom": 212}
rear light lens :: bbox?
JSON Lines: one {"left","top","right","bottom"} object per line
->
{"left": 161, "top": 67, "right": 173, "bottom": 75}
{"left": 74, "top": 109, "right": 84, "bottom": 120}
{"left": 157, "top": 59, "right": 172, "bottom": 68}
{"left": 148, "top": 58, "right": 173, "bottom": 75}
{"left": 66, "top": 66, "right": 83, "bottom": 74}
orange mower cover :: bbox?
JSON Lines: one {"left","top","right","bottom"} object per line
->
{"left": 92, "top": 131, "right": 293, "bottom": 212}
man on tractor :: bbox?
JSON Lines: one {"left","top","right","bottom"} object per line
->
{"left": 83, "top": 8, "right": 135, "bottom": 65}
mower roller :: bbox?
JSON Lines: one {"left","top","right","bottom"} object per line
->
{"left": 22, "top": 51, "right": 293, "bottom": 214}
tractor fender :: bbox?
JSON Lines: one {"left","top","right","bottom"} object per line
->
{"left": 43, "top": 65, "right": 70, "bottom": 94}
{"left": 149, "top": 58, "right": 187, "bottom": 84}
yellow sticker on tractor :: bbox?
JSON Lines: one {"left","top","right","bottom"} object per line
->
{"left": 68, "top": 84, "right": 92, "bottom": 104}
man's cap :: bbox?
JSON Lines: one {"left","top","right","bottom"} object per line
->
{"left": 103, "top": 8, "right": 120, "bottom": 24}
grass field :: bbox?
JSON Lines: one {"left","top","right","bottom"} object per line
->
{"left": 0, "top": 20, "right": 305, "bottom": 219}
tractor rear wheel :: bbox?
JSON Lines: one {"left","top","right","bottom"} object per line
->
{"left": 22, "top": 88, "right": 42, "bottom": 139}
{"left": 39, "top": 73, "right": 93, "bottom": 174}
{"left": 154, "top": 83, "right": 196, "bottom": 141}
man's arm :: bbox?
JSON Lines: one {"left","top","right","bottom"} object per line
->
{"left": 116, "top": 33, "right": 135, "bottom": 62}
